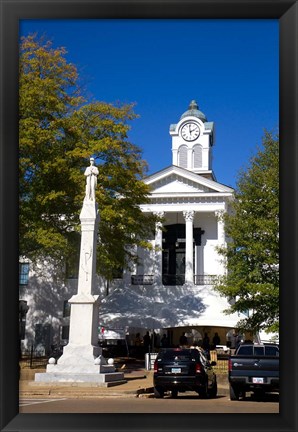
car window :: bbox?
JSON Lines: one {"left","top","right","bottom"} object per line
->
{"left": 254, "top": 346, "right": 265, "bottom": 356}
{"left": 159, "top": 349, "right": 197, "bottom": 362}
{"left": 237, "top": 346, "right": 253, "bottom": 355}
{"left": 236, "top": 345, "right": 279, "bottom": 356}
{"left": 265, "top": 346, "right": 279, "bottom": 356}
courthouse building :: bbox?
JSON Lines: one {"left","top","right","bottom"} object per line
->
{"left": 19, "top": 100, "right": 250, "bottom": 355}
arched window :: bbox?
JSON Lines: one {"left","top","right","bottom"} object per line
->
{"left": 193, "top": 145, "right": 202, "bottom": 168}
{"left": 178, "top": 145, "right": 188, "bottom": 168}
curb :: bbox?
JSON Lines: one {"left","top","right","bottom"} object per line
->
{"left": 20, "top": 386, "right": 229, "bottom": 399}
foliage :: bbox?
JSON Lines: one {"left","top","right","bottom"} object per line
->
{"left": 215, "top": 131, "right": 279, "bottom": 334}
{"left": 19, "top": 34, "right": 157, "bottom": 280}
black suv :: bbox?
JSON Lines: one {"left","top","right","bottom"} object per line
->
{"left": 153, "top": 348, "right": 217, "bottom": 398}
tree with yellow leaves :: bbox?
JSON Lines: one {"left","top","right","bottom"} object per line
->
{"left": 19, "top": 34, "right": 157, "bottom": 281}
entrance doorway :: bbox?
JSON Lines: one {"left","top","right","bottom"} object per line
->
{"left": 162, "top": 224, "right": 186, "bottom": 285}
{"left": 162, "top": 247, "right": 185, "bottom": 285}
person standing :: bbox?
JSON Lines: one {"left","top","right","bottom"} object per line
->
{"left": 143, "top": 331, "right": 151, "bottom": 353}
{"left": 202, "top": 333, "right": 210, "bottom": 351}
{"left": 160, "top": 334, "right": 169, "bottom": 348}
{"left": 179, "top": 332, "right": 188, "bottom": 347}
{"left": 212, "top": 332, "right": 220, "bottom": 348}
{"left": 134, "top": 333, "right": 142, "bottom": 346}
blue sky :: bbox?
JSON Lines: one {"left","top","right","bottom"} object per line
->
{"left": 20, "top": 19, "right": 279, "bottom": 189}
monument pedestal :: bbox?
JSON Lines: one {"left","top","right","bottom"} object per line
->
{"left": 35, "top": 365, "right": 125, "bottom": 385}
{"left": 35, "top": 293, "right": 125, "bottom": 384}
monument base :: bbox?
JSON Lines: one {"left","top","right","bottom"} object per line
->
{"left": 55, "top": 343, "right": 102, "bottom": 367}
{"left": 34, "top": 370, "right": 125, "bottom": 385}
{"left": 34, "top": 343, "right": 125, "bottom": 385}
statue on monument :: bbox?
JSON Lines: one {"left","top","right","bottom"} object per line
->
{"left": 84, "top": 157, "right": 99, "bottom": 201}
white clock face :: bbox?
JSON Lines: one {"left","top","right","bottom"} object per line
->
{"left": 181, "top": 122, "right": 200, "bottom": 141}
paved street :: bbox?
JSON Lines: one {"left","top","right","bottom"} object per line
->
{"left": 19, "top": 393, "right": 279, "bottom": 414}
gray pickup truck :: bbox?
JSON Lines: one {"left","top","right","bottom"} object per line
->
{"left": 228, "top": 343, "right": 279, "bottom": 400}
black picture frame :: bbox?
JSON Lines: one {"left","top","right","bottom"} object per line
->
{"left": 1, "top": 1, "right": 297, "bottom": 431}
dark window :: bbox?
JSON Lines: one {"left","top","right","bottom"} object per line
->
{"left": 159, "top": 349, "right": 198, "bottom": 362}
{"left": 19, "top": 262, "right": 29, "bottom": 285}
{"left": 237, "top": 346, "right": 253, "bottom": 355}
{"left": 265, "top": 346, "right": 279, "bottom": 356}
{"left": 65, "top": 261, "right": 79, "bottom": 279}
{"left": 61, "top": 325, "right": 69, "bottom": 340}
{"left": 63, "top": 300, "right": 71, "bottom": 318}
{"left": 237, "top": 345, "right": 279, "bottom": 356}
{"left": 254, "top": 346, "right": 265, "bottom": 356}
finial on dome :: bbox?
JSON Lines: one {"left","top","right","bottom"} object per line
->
{"left": 189, "top": 100, "right": 199, "bottom": 110}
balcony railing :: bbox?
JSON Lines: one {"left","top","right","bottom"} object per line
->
{"left": 194, "top": 274, "right": 218, "bottom": 285}
{"left": 131, "top": 274, "right": 218, "bottom": 286}
{"left": 131, "top": 275, "right": 154, "bottom": 285}
{"left": 162, "top": 274, "right": 185, "bottom": 286}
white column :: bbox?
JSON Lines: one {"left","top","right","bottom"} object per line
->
{"left": 215, "top": 210, "right": 226, "bottom": 246}
{"left": 172, "top": 148, "right": 178, "bottom": 166}
{"left": 154, "top": 211, "right": 164, "bottom": 285}
{"left": 215, "top": 210, "right": 227, "bottom": 277}
{"left": 196, "top": 245, "right": 204, "bottom": 277}
{"left": 183, "top": 210, "right": 195, "bottom": 285}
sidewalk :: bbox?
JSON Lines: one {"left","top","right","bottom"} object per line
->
{"left": 20, "top": 368, "right": 154, "bottom": 398}
{"left": 19, "top": 364, "right": 229, "bottom": 399}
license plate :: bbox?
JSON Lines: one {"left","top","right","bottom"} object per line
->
{"left": 171, "top": 367, "right": 181, "bottom": 374}
{"left": 252, "top": 377, "right": 264, "bottom": 384}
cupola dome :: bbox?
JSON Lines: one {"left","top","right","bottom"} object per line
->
{"left": 180, "top": 100, "right": 207, "bottom": 123}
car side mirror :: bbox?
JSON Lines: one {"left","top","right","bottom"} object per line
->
{"left": 210, "top": 361, "right": 217, "bottom": 366}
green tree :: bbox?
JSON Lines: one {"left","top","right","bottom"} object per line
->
{"left": 19, "top": 34, "right": 157, "bottom": 280}
{"left": 215, "top": 131, "right": 279, "bottom": 335}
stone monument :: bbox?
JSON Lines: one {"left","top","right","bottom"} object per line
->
{"left": 35, "top": 158, "right": 124, "bottom": 385}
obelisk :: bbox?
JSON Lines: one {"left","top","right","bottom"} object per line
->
{"left": 35, "top": 158, "right": 124, "bottom": 384}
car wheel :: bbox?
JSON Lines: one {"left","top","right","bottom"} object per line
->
{"left": 240, "top": 390, "right": 246, "bottom": 399}
{"left": 171, "top": 389, "right": 178, "bottom": 398}
{"left": 154, "top": 386, "right": 164, "bottom": 398}
{"left": 253, "top": 389, "right": 264, "bottom": 400}
{"left": 198, "top": 382, "right": 208, "bottom": 399}
{"left": 230, "top": 384, "right": 240, "bottom": 401}
{"left": 208, "top": 381, "right": 217, "bottom": 398}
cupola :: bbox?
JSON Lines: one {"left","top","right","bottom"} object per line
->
{"left": 169, "top": 100, "right": 215, "bottom": 180}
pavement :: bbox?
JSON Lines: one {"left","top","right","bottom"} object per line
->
{"left": 19, "top": 359, "right": 229, "bottom": 399}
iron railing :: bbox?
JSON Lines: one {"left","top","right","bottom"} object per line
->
{"left": 131, "top": 275, "right": 154, "bottom": 285}
{"left": 162, "top": 274, "right": 185, "bottom": 286}
{"left": 194, "top": 274, "right": 218, "bottom": 285}
{"left": 131, "top": 274, "right": 218, "bottom": 286}
{"left": 21, "top": 348, "right": 48, "bottom": 369}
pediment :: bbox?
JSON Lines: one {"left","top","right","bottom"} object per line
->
{"left": 151, "top": 175, "right": 211, "bottom": 194}
{"left": 145, "top": 165, "right": 233, "bottom": 196}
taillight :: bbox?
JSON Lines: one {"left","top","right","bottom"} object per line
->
{"left": 154, "top": 360, "right": 158, "bottom": 373}
{"left": 228, "top": 359, "right": 232, "bottom": 372}
{"left": 195, "top": 363, "right": 202, "bottom": 373}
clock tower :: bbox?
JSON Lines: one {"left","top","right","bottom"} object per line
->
{"left": 170, "top": 100, "right": 215, "bottom": 180}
